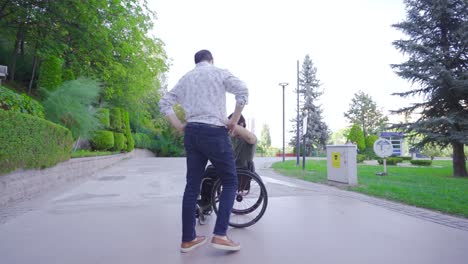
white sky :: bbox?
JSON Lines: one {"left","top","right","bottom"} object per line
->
{"left": 149, "top": 0, "right": 416, "bottom": 148}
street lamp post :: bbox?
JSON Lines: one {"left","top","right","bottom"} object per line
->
{"left": 279, "top": 82, "right": 289, "bottom": 162}
{"left": 296, "top": 60, "right": 300, "bottom": 166}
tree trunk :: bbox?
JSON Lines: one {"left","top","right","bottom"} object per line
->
{"left": 452, "top": 142, "right": 467, "bottom": 177}
{"left": 28, "top": 55, "right": 38, "bottom": 94}
{"left": 10, "top": 24, "right": 24, "bottom": 81}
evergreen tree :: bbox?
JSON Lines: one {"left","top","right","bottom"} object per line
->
{"left": 299, "top": 55, "right": 329, "bottom": 155}
{"left": 344, "top": 91, "right": 389, "bottom": 137}
{"left": 391, "top": 0, "right": 468, "bottom": 176}
{"left": 259, "top": 124, "right": 271, "bottom": 149}
{"left": 347, "top": 124, "right": 366, "bottom": 152}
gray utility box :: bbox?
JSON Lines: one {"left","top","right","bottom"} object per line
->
{"left": 326, "top": 144, "right": 357, "bottom": 186}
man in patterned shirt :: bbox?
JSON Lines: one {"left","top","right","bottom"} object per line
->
{"left": 159, "top": 50, "right": 248, "bottom": 253}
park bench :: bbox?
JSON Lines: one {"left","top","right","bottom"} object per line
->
{"left": 0, "top": 65, "right": 7, "bottom": 85}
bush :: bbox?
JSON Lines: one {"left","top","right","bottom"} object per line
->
{"left": 365, "top": 135, "right": 379, "bottom": 149}
{"left": 0, "top": 86, "right": 45, "bottom": 118}
{"left": 122, "top": 110, "right": 134, "bottom": 152}
{"left": 110, "top": 107, "right": 123, "bottom": 132}
{"left": 97, "top": 108, "right": 110, "bottom": 128}
{"left": 357, "top": 154, "right": 366, "bottom": 163}
{"left": 38, "top": 56, "right": 63, "bottom": 91}
{"left": 133, "top": 133, "right": 154, "bottom": 149}
{"left": 410, "top": 160, "right": 432, "bottom": 166}
{"left": 113, "top": 132, "right": 125, "bottom": 151}
{"left": 42, "top": 78, "right": 102, "bottom": 139}
{"left": 62, "top": 69, "right": 75, "bottom": 81}
{"left": 347, "top": 124, "right": 366, "bottom": 152}
{"left": 0, "top": 110, "right": 73, "bottom": 174}
{"left": 91, "top": 130, "right": 114, "bottom": 150}
{"left": 401, "top": 156, "right": 412, "bottom": 161}
{"left": 377, "top": 157, "right": 403, "bottom": 165}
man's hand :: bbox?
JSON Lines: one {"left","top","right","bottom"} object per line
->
{"left": 226, "top": 118, "right": 238, "bottom": 132}
{"left": 167, "top": 114, "right": 185, "bottom": 135}
{"left": 175, "top": 123, "right": 186, "bottom": 135}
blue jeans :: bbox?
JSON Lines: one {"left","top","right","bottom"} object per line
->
{"left": 182, "top": 122, "right": 238, "bottom": 242}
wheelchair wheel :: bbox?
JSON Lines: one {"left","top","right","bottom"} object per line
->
{"left": 211, "top": 169, "right": 268, "bottom": 228}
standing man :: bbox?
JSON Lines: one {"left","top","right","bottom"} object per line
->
{"left": 159, "top": 50, "right": 248, "bottom": 253}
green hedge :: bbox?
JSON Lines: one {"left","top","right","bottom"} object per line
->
{"left": 0, "top": 110, "right": 73, "bottom": 175}
{"left": 113, "top": 132, "right": 125, "bottom": 151}
{"left": 0, "top": 86, "right": 45, "bottom": 118}
{"left": 110, "top": 107, "right": 122, "bottom": 132}
{"left": 122, "top": 110, "right": 134, "bottom": 152}
{"left": 401, "top": 156, "right": 413, "bottom": 161}
{"left": 97, "top": 108, "right": 110, "bottom": 128}
{"left": 410, "top": 160, "right": 432, "bottom": 166}
{"left": 38, "top": 56, "right": 63, "bottom": 91}
{"left": 377, "top": 157, "right": 403, "bottom": 165}
{"left": 91, "top": 130, "right": 114, "bottom": 150}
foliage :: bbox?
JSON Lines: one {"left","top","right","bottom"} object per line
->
{"left": 122, "top": 110, "right": 134, "bottom": 152}
{"left": 110, "top": 107, "right": 123, "bottom": 132}
{"left": 0, "top": 109, "right": 73, "bottom": 175}
{"left": 377, "top": 157, "right": 403, "bottom": 165}
{"left": 0, "top": 86, "right": 45, "bottom": 118}
{"left": 258, "top": 124, "right": 271, "bottom": 153}
{"left": 42, "top": 78, "right": 102, "bottom": 139}
{"left": 90, "top": 130, "right": 114, "bottom": 151}
{"left": 113, "top": 132, "right": 125, "bottom": 152}
{"left": 391, "top": 0, "right": 468, "bottom": 176}
{"left": 344, "top": 91, "right": 388, "bottom": 137}
{"left": 357, "top": 154, "right": 367, "bottom": 163}
{"left": 290, "top": 55, "right": 329, "bottom": 153}
{"left": 133, "top": 132, "right": 154, "bottom": 149}
{"left": 330, "top": 128, "right": 350, "bottom": 145}
{"left": 365, "top": 135, "right": 379, "bottom": 149}
{"left": 347, "top": 124, "right": 366, "bottom": 151}
{"left": 410, "top": 160, "right": 432, "bottom": 166}
{"left": 37, "top": 56, "right": 63, "bottom": 91}
{"left": 96, "top": 108, "right": 110, "bottom": 128}
{"left": 62, "top": 69, "right": 75, "bottom": 81}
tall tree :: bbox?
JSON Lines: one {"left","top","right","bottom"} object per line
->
{"left": 344, "top": 91, "right": 389, "bottom": 137}
{"left": 259, "top": 124, "right": 271, "bottom": 150}
{"left": 298, "top": 55, "right": 329, "bottom": 154}
{"left": 391, "top": 0, "right": 468, "bottom": 177}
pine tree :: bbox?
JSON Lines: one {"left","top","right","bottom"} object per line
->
{"left": 259, "top": 124, "right": 271, "bottom": 150}
{"left": 344, "top": 91, "right": 389, "bottom": 137}
{"left": 296, "top": 55, "right": 330, "bottom": 155}
{"left": 391, "top": 0, "right": 468, "bottom": 177}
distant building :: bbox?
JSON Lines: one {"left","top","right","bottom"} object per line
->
{"left": 379, "top": 132, "right": 405, "bottom": 156}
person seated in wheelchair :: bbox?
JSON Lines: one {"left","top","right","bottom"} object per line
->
{"left": 198, "top": 114, "right": 257, "bottom": 211}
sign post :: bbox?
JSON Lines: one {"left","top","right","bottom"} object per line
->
{"left": 373, "top": 138, "right": 393, "bottom": 176}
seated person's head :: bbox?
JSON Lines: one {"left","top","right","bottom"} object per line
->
{"left": 228, "top": 114, "right": 246, "bottom": 128}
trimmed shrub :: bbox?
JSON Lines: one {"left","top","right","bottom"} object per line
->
{"left": 410, "top": 160, "right": 432, "bottom": 166}
{"left": 38, "top": 56, "right": 63, "bottom": 91}
{"left": 377, "top": 157, "right": 403, "bottom": 165}
{"left": 0, "top": 110, "right": 73, "bottom": 175}
{"left": 110, "top": 107, "right": 123, "bottom": 132}
{"left": 91, "top": 130, "right": 114, "bottom": 150}
{"left": 347, "top": 124, "right": 366, "bottom": 152}
{"left": 113, "top": 132, "right": 125, "bottom": 151}
{"left": 0, "top": 86, "right": 45, "bottom": 118}
{"left": 97, "top": 108, "right": 110, "bottom": 128}
{"left": 401, "top": 156, "right": 412, "bottom": 161}
{"left": 122, "top": 110, "right": 134, "bottom": 152}
{"left": 357, "top": 154, "right": 366, "bottom": 163}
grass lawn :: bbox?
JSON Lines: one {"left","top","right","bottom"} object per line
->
{"left": 71, "top": 150, "right": 118, "bottom": 158}
{"left": 272, "top": 160, "right": 468, "bottom": 218}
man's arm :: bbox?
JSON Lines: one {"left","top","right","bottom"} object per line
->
{"left": 231, "top": 124, "right": 257, "bottom": 145}
{"left": 223, "top": 71, "right": 248, "bottom": 131}
{"left": 159, "top": 85, "right": 185, "bottom": 133}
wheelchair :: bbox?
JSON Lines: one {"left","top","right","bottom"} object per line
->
{"left": 196, "top": 164, "right": 268, "bottom": 228}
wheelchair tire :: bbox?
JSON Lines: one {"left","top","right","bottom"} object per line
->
{"left": 211, "top": 169, "right": 268, "bottom": 228}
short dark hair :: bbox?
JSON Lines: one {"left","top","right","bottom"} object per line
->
{"left": 228, "top": 114, "right": 246, "bottom": 128}
{"left": 194, "top": 50, "right": 213, "bottom": 64}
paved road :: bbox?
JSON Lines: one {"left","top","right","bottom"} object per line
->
{"left": 1, "top": 156, "right": 468, "bottom": 264}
